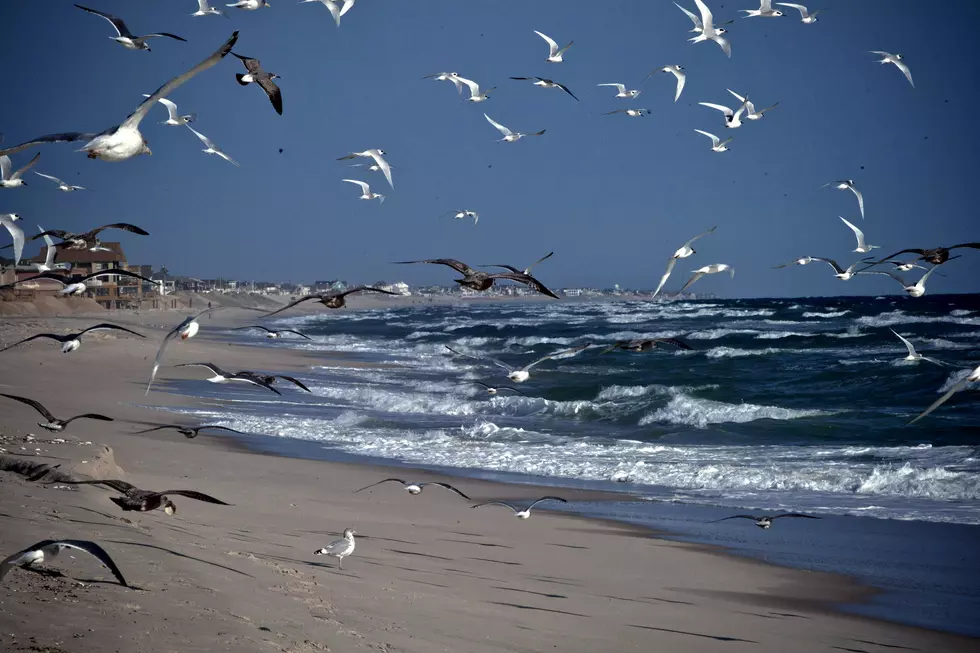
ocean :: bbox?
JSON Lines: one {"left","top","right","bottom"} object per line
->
{"left": 152, "top": 295, "right": 980, "bottom": 635}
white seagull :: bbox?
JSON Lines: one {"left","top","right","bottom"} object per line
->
{"left": 457, "top": 76, "right": 495, "bottom": 103}
{"left": 699, "top": 99, "right": 748, "bottom": 128}
{"left": 824, "top": 179, "right": 865, "bottom": 219}
{"left": 313, "top": 528, "right": 356, "bottom": 569}
{"left": 654, "top": 65, "right": 686, "bottom": 102}
{"left": 839, "top": 217, "right": 879, "bottom": 253}
{"left": 864, "top": 267, "right": 939, "bottom": 298}
{"left": 302, "top": 0, "right": 355, "bottom": 27}
{"left": 773, "top": 256, "right": 815, "bottom": 268}
{"left": 694, "top": 129, "right": 732, "bottom": 152}
{"left": 33, "top": 172, "right": 87, "bottom": 192}
{"left": 890, "top": 329, "right": 943, "bottom": 366}
{"left": 679, "top": 264, "right": 734, "bottom": 293}
{"left": 0, "top": 153, "right": 40, "bottom": 188}
{"left": 337, "top": 149, "right": 393, "bottom": 188}
{"left": 0, "top": 393, "right": 113, "bottom": 433}
{"left": 0, "top": 323, "right": 145, "bottom": 354}
{"left": 227, "top": 0, "right": 271, "bottom": 10}
{"left": 354, "top": 478, "right": 471, "bottom": 499}
{"left": 146, "top": 308, "right": 215, "bottom": 395}
{"left": 484, "top": 113, "right": 546, "bottom": 142}
{"left": 186, "top": 125, "right": 239, "bottom": 166}
{"left": 423, "top": 72, "right": 464, "bottom": 95}
{"left": 891, "top": 261, "right": 928, "bottom": 273}
{"left": 30, "top": 226, "right": 64, "bottom": 272}
{"left": 675, "top": 1, "right": 734, "bottom": 33}
{"left": 342, "top": 179, "right": 384, "bottom": 203}
{"left": 602, "top": 109, "right": 651, "bottom": 117}
{"left": 726, "top": 89, "right": 778, "bottom": 120}
{"left": 445, "top": 210, "right": 479, "bottom": 225}
{"left": 508, "top": 77, "right": 579, "bottom": 101}
{"left": 142, "top": 95, "right": 196, "bottom": 126}
{"left": 689, "top": 0, "right": 732, "bottom": 58}
{"left": 909, "top": 365, "right": 980, "bottom": 425}
{"left": 191, "top": 0, "right": 228, "bottom": 17}
{"left": 1, "top": 539, "right": 128, "bottom": 587}
{"left": 653, "top": 226, "right": 718, "bottom": 298}
{"left": 534, "top": 30, "right": 573, "bottom": 63}
{"left": 808, "top": 257, "right": 873, "bottom": 280}
{"left": 871, "top": 51, "right": 914, "bottom": 88}
{"left": 0, "top": 214, "right": 23, "bottom": 266}
{"left": 776, "top": 3, "right": 821, "bottom": 23}
{"left": 471, "top": 496, "right": 568, "bottom": 520}
{"left": 741, "top": 0, "right": 784, "bottom": 17}
{"left": 445, "top": 344, "right": 590, "bottom": 383}
{"left": 597, "top": 83, "right": 641, "bottom": 99}
{"left": 5, "top": 269, "right": 157, "bottom": 296}
{"left": 75, "top": 4, "right": 187, "bottom": 52}
{"left": 175, "top": 362, "right": 281, "bottom": 394}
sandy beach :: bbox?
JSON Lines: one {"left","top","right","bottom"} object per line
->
{"left": 0, "top": 307, "right": 975, "bottom": 653}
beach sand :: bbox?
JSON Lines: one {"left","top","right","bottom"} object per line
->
{"left": 0, "top": 308, "right": 975, "bottom": 652}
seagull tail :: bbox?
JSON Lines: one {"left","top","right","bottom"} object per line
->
{"left": 234, "top": 74, "right": 250, "bottom": 86}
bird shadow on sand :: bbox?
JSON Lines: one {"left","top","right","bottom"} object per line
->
{"left": 386, "top": 548, "right": 454, "bottom": 561}
{"left": 106, "top": 540, "right": 254, "bottom": 578}
{"left": 628, "top": 624, "right": 757, "bottom": 643}
{"left": 485, "top": 600, "right": 588, "bottom": 618}
{"left": 849, "top": 641, "right": 918, "bottom": 651}
{"left": 492, "top": 586, "right": 567, "bottom": 600}
{"left": 437, "top": 538, "right": 513, "bottom": 549}
{"left": 15, "top": 565, "right": 136, "bottom": 589}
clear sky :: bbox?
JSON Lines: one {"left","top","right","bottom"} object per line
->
{"left": 1, "top": 0, "right": 978, "bottom": 297}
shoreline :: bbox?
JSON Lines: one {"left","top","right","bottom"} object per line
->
{"left": 1, "top": 310, "right": 976, "bottom": 651}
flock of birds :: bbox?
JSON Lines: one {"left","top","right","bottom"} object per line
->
{"left": 0, "top": 0, "right": 978, "bottom": 589}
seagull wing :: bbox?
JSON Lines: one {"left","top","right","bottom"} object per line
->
{"left": 276, "top": 375, "right": 312, "bottom": 393}
{"left": 419, "top": 482, "right": 472, "bottom": 500}
{"left": 283, "top": 329, "right": 312, "bottom": 340}
{"left": 154, "top": 490, "right": 231, "bottom": 505}
{"left": 257, "top": 77, "right": 283, "bottom": 115}
{"left": 0, "top": 215, "right": 25, "bottom": 265}
{"left": 672, "top": 70, "right": 686, "bottom": 102}
{"left": 894, "top": 60, "right": 914, "bottom": 87}
{"left": 488, "top": 272, "right": 560, "bottom": 299}
{"left": 185, "top": 124, "right": 217, "bottom": 149}
{"left": 653, "top": 337, "right": 694, "bottom": 350}
{"left": 146, "top": 322, "right": 188, "bottom": 395}
{"left": 367, "top": 151, "right": 393, "bottom": 189}
{"left": 598, "top": 83, "right": 627, "bottom": 94}
{"left": 683, "top": 225, "right": 718, "bottom": 249}
{"left": 336, "top": 286, "right": 399, "bottom": 298}
{"left": 528, "top": 496, "right": 568, "bottom": 511}
{"left": 909, "top": 374, "right": 974, "bottom": 424}
{"left": 524, "top": 344, "right": 590, "bottom": 371}
{"left": 156, "top": 97, "right": 181, "bottom": 121}
{"left": 0, "top": 155, "right": 10, "bottom": 180}
{"left": 74, "top": 4, "right": 129, "bottom": 37}
{"left": 948, "top": 243, "right": 980, "bottom": 252}
{"left": 849, "top": 185, "right": 866, "bottom": 219}
{"left": 89, "top": 223, "right": 150, "bottom": 237}
{"left": 727, "top": 88, "right": 746, "bottom": 104}
{"left": 555, "top": 82, "right": 579, "bottom": 101}
{"left": 143, "top": 33, "right": 188, "bottom": 42}
{"left": 176, "top": 361, "right": 229, "bottom": 376}
{"left": 0, "top": 333, "right": 68, "bottom": 352}
{"left": 484, "top": 113, "right": 512, "bottom": 137}
{"left": 394, "top": 258, "right": 477, "bottom": 275}
{"left": 525, "top": 251, "right": 554, "bottom": 274}
{"left": 0, "top": 133, "right": 98, "bottom": 158}
{"left": 0, "top": 393, "right": 56, "bottom": 422}
{"left": 699, "top": 102, "right": 734, "bottom": 117}
{"left": 775, "top": 3, "right": 809, "bottom": 18}
{"left": 710, "top": 515, "right": 758, "bottom": 522}
{"left": 10, "top": 153, "right": 40, "bottom": 180}
{"left": 679, "top": 272, "right": 705, "bottom": 293}
{"left": 353, "top": 478, "right": 405, "bottom": 493}
{"left": 445, "top": 345, "right": 512, "bottom": 372}
{"left": 456, "top": 76, "right": 481, "bottom": 98}
{"left": 484, "top": 264, "right": 523, "bottom": 274}
{"left": 533, "top": 30, "right": 560, "bottom": 57}
{"left": 839, "top": 216, "right": 866, "bottom": 249}
{"left": 233, "top": 325, "right": 273, "bottom": 334}
{"left": 78, "top": 269, "right": 156, "bottom": 286}
{"left": 771, "top": 513, "right": 820, "bottom": 519}
{"left": 33, "top": 540, "right": 128, "bottom": 587}
{"left": 61, "top": 478, "right": 136, "bottom": 493}
{"left": 471, "top": 501, "right": 519, "bottom": 513}
{"left": 261, "top": 294, "right": 322, "bottom": 317}
{"left": 675, "top": 2, "right": 703, "bottom": 30}
{"left": 342, "top": 179, "right": 370, "bottom": 193}
{"left": 78, "top": 323, "right": 145, "bottom": 339}
{"left": 890, "top": 329, "right": 918, "bottom": 357}
{"left": 694, "top": 129, "right": 721, "bottom": 147}
{"left": 62, "top": 413, "right": 114, "bottom": 425}
{"left": 693, "top": 0, "right": 715, "bottom": 31}
{"left": 810, "top": 257, "right": 846, "bottom": 275}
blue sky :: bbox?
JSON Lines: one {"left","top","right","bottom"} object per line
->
{"left": 1, "top": 0, "right": 977, "bottom": 297}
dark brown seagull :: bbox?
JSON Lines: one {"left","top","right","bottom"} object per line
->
{"left": 395, "top": 258, "right": 559, "bottom": 299}
{"left": 233, "top": 53, "right": 282, "bottom": 115}
{"left": 58, "top": 479, "right": 230, "bottom": 515}
{"left": 263, "top": 286, "right": 399, "bottom": 317}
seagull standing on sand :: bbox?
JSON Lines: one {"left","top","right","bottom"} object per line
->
{"left": 186, "top": 125, "right": 239, "bottom": 166}
{"left": 354, "top": 478, "right": 471, "bottom": 499}
{"left": 741, "top": 0, "right": 784, "bottom": 18}
{"left": 0, "top": 153, "right": 40, "bottom": 188}
{"left": 776, "top": 3, "right": 821, "bottom": 23}
{"left": 263, "top": 287, "right": 399, "bottom": 316}
{"left": 0, "top": 214, "right": 24, "bottom": 266}
{"left": 227, "top": 0, "right": 270, "bottom": 10}
{"left": 726, "top": 89, "right": 778, "bottom": 120}
{"left": 509, "top": 77, "right": 579, "bottom": 101}
{"left": 653, "top": 226, "right": 717, "bottom": 298}
{"left": 313, "top": 528, "right": 356, "bottom": 569}
{"left": 699, "top": 99, "right": 748, "bottom": 128}
{"left": 445, "top": 344, "right": 590, "bottom": 383}
{"left": 337, "top": 150, "right": 393, "bottom": 188}
{"left": 33, "top": 172, "right": 87, "bottom": 192}
{"left": 694, "top": 129, "right": 732, "bottom": 152}
{"left": 840, "top": 217, "right": 879, "bottom": 254}
{"left": 712, "top": 513, "right": 819, "bottom": 529}
{"left": 0, "top": 393, "right": 113, "bottom": 432}
{"left": 679, "top": 264, "right": 735, "bottom": 293}
{"left": 909, "top": 365, "right": 980, "bottom": 424}
{"left": 192, "top": 0, "right": 228, "bottom": 18}
{"left": 650, "top": 65, "right": 686, "bottom": 102}
{"left": 146, "top": 309, "right": 215, "bottom": 395}
{"left": 423, "top": 72, "right": 464, "bottom": 95}
{"left": 471, "top": 496, "right": 568, "bottom": 519}
{"left": 342, "top": 179, "right": 384, "bottom": 203}
{"left": 75, "top": 4, "right": 187, "bottom": 51}
{"left": 233, "top": 53, "right": 283, "bottom": 115}
{"left": 1, "top": 539, "right": 128, "bottom": 587}
{"left": 597, "top": 83, "right": 641, "bottom": 99}
{"left": 534, "top": 30, "right": 573, "bottom": 63}
{"left": 0, "top": 323, "right": 145, "bottom": 354}
{"left": 232, "top": 325, "right": 312, "bottom": 340}
{"left": 871, "top": 51, "right": 914, "bottom": 87}
{"left": 890, "top": 329, "right": 943, "bottom": 366}
{"left": 689, "top": 0, "right": 732, "bottom": 58}
{"left": 141, "top": 95, "right": 196, "bottom": 126}
{"left": 484, "top": 114, "right": 546, "bottom": 142}
{"left": 457, "top": 76, "right": 495, "bottom": 103}
{"left": 62, "top": 479, "right": 230, "bottom": 515}
{"left": 824, "top": 180, "right": 865, "bottom": 219}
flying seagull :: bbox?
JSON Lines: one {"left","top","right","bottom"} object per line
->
{"left": 805, "top": 257, "right": 874, "bottom": 281}
{"left": 457, "top": 76, "right": 495, "bottom": 103}
{"left": 354, "top": 478, "right": 471, "bottom": 499}
{"left": 0, "top": 323, "right": 144, "bottom": 354}
{"left": 134, "top": 423, "right": 246, "bottom": 439}
{"left": 0, "top": 152, "right": 40, "bottom": 188}
{"left": 186, "top": 125, "right": 239, "bottom": 166}
{"left": 232, "top": 325, "right": 312, "bottom": 340}
{"left": 313, "top": 528, "right": 356, "bottom": 569}
{"left": 712, "top": 513, "right": 819, "bottom": 529}
{"left": 775, "top": 2, "right": 821, "bottom": 23}
{"left": 868, "top": 244, "right": 980, "bottom": 266}
{"left": 699, "top": 99, "right": 748, "bottom": 129}
{"left": 445, "top": 344, "right": 590, "bottom": 383}
{"left": 600, "top": 338, "right": 693, "bottom": 354}
{"left": 342, "top": 179, "right": 384, "bottom": 203}
{"left": 23, "top": 223, "right": 149, "bottom": 252}
{"left": 33, "top": 171, "right": 87, "bottom": 192}
{"left": 0, "top": 32, "right": 238, "bottom": 161}
{"left": 679, "top": 264, "right": 735, "bottom": 293}
{"left": 306, "top": 0, "right": 356, "bottom": 27}
{"left": 909, "top": 365, "right": 980, "bottom": 425}
{"left": 648, "top": 65, "right": 686, "bottom": 102}
{"left": 233, "top": 53, "right": 282, "bottom": 115}
{"left": 871, "top": 51, "right": 914, "bottom": 88}
{"left": 175, "top": 362, "right": 282, "bottom": 394}
{"left": 233, "top": 371, "right": 311, "bottom": 393}
{"left": 75, "top": 4, "right": 187, "bottom": 51}
{"left": 423, "top": 72, "right": 464, "bottom": 94}
{"left": 890, "top": 329, "right": 943, "bottom": 366}
{"left": 602, "top": 109, "right": 651, "bottom": 117}
{"left": 2, "top": 269, "right": 158, "bottom": 296}
{"left": 890, "top": 261, "right": 928, "bottom": 273}
{"left": 839, "top": 216, "right": 878, "bottom": 254}
{"left": 534, "top": 30, "right": 573, "bottom": 63}
{"left": 141, "top": 95, "right": 196, "bottom": 126}
{"left": 862, "top": 267, "right": 940, "bottom": 298}
{"left": 0, "top": 393, "right": 113, "bottom": 432}
{"left": 227, "top": 0, "right": 271, "bottom": 9}
{"left": 1, "top": 539, "right": 128, "bottom": 587}
{"left": 61, "top": 479, "right": 230, "bottom": 515}
{"left": 773, "top": 256, "right": 815, "bottom": 269}
{"left": 726, "top": 89, "right": 778, "bottom": 120}
{"left": 509, "top": 77, "right": 579, "bottom": 101}
{"left": 0, "top": 214, "right": 23, "bottom": 266}
{"left": 483, "top": 251, "right": 554, "bottom": 276}
{"left": 741, "top": 0, "right": 784, "bottom": 18}
{"left": 689, "top": 0, "right": 732, "bottom": 58}
{"left": 24, "top": 226, "right": 65, "bottom": 273}
{"left": 675, "top": 1, "right": 733, "bottom": 33}
{"left": 694, "top": 129, "right": 731, "bottom": 152}
{"left": 653, "top": 226, "right": 717, "bottom": 298}
{"left": 484, "top": 113, "right": 546, "bottom": 142}
{"left": 824, "top": 180, "right": 865, "bottom": 219}
{"left": 263, "top": 287, "right": 399, "bottom": 317}
{"left": 444, "top": 210, "right": 479, "bottom": 225}
{"left": 336, "top": 150, "right": 393, "bottom": 188}
{"left": 192, "top": 0, "right": 229, "bottom": 18}
{"left": 470, "top": 381, "right": 526, "bottom": 396}
{"left": 395, "top": 258, "right": 559, "bottom": 298}
{"left": 597, "top": 83, "right": 641, "bottom": 99}
{"left": 471, "top": 496, "right": 568, "bottom": 519}
{"left": 145, "top": 308, "right": 215, "bottom": 395}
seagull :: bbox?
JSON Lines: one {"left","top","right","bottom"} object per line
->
{"left": 648, "top": 65, "right": 686, "bottom": 102}
{"left": 824, "top": 180, "right": 865, "bottom": 219}
{"left": 0, "top": 393, "right": 113, "bottom": 432}
{"left": 712, "top": 513, "right": 819, "bottom": 529}
{"left": 868, "top": 244, "right": 980, "bottom": 266}
{"left": 235, "top": 371, "right": 311, "bottom": 393}
{"left": 871, "top": 51, "right": 914, "bottom": 88}
{"left": 233, "top": 53, "right": 282, "bottom": 115}
{"left": 354, "top": 478, "right": 471, "bottom": 499}
{"left": 263, "top": 287, "right": 399, "bottom": 316}
{"left": 176, "top": 362, "right": 282, "bottom": 394}
{"left": 457, "top": 76, "right": 495, "bottom": 103}
{"left": 470, "top": 381, "right": 526, "bottom": 396}
{"left": 534, "top": 30, "right": 573, "bottom": 63}
{"left": 699, "top": 99, "right": 748, "bottom": 128}
{"left": 484, "top": 113, "right": 546, "bottom": 142}
{"left": 890, "top": 261, "right": 928, "bottom": 273}
{"left": 145, "top": 308, "right": 215, "bottom": 395}
{"left": 186, "top": 125, "right": 239, "bottom": 166}
{"left": 600, "top": 338, "right": 693, "bottom": 354}
{"left": 741, "top": 0, "right": 784, "bottom": 17}
{"left": 26, "top": 226, "right": 66, "bottom": 273}
{"left": 726, "top": 89, "right": 778, "bottom": 120}
{"left": 0, "top": 32, "right": 238, "bottom": 161}
{"left": 694, "top": 129, "right": 732, "bottom": 152}
{"left": 313, "top": 528, "right": 356, "bottom": 569}
{"left": 336, "top": 150, "right": 393, "bottom": 188}
{"left": 1, "top": 539, "right": 127, "bottom": 587}
{"left": 75, "top": 4, "right": 187, "bottom": 51}
{"left": 862, "top": 267, "right": 940, "bottom": 298}
{"left": 597, "top": 83, "right": 641, "bottom": 99}
{"left": 395, "top": 258, "right": 559, "bottom": 298}
{"left": 653, "top": 226, "right": 717, "bottom": 298}
{"left": 509, "top": 77, "right": 579, "bottom": 101}
{"left": 303, "top": 0, "right": 355, "bottom": 27}
{"left": 141, "top": 95, "right": 195, "bottom": 126}
{"left": 0, "top": 323, "right": 144, "bottom": 354}
{"left": 134, "top": 423, "right": 246, "bottom": 439}
{"left": 909, "top": 365, "right": 980, "bottom": 425}
{"left": 602, "top": 109, "right": 651, "bottom": 117}
{"left": 839, "top": 216, "right": 879, "bottom": 254}
{"left": 232, "top": 325, "right": 312, "bottom": 340}
{"left": 27, "top": 223, "right": 149, "bottom": 252}
{"left": 423, "top": 72, "right": 464, "bottom": 95}
{"left": 675, "top": 1, "right": 734, "bottom": 33}
{"left": 775, "top": 3, "right": 821, "bottom": 23}
{"left": 61, "top": 479, "right": 230, "bottom": 515}
{"left": 807, "top": 257, "right": 874, "bottom": 280}
{"left": 227, "top": 0, "right": 271, "bottom": 9}
{"left": 445, "top": 344, "right": 590, "bottom": 383}
{"left": 342, "top": 179, "right": 384, "bottom": 203}
{"left": 679, "top": 264, "right": 735, "bottom": 293}
{"left": 773, "top": 256, "right": 815, "bottom": 268}
{"left": 689, "top": 0, "right": 732, "bottom": 58}
{"left": 0, "top": 214, "right": 23, "bottom": 266}
{"left": 33, "top": 171, "right": 87, "bottom": 192}
{"left": 444, "top": 210, "right": 479, "bottom": 225}
{"left": 0, "top": 153, "right": 40, "bottom": 188}
{"left": 2, "top": 269, "right": 158, "bottom": 296}
{"left": 471, "top": 496, "right": 568, "bottom": 519}
{"left": 890, "top": 329, "right": 943, "bottom": 366}
{"left": 483, "top": 251, "right": 554, "bottom": 276}
{"left": 192, "top": 0, "right": 229, "bottom": 18}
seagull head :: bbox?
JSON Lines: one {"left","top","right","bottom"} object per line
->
{"left": 7, "top": 213, "right": 21, "bottom": 221}
{"left": 772, "top": 10, "right": 784, "bottom": 16}
{"left": 164, "top": 500, "right": 177, "bottom": 515}
{"left": 715, "top": 27, "right": 728, "bottom": 34}
{"left": 343, "top": 528, "right": 356, "bottom": 538}
{"left": 894, "top": 54, "right": 904, "bottom": 60}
